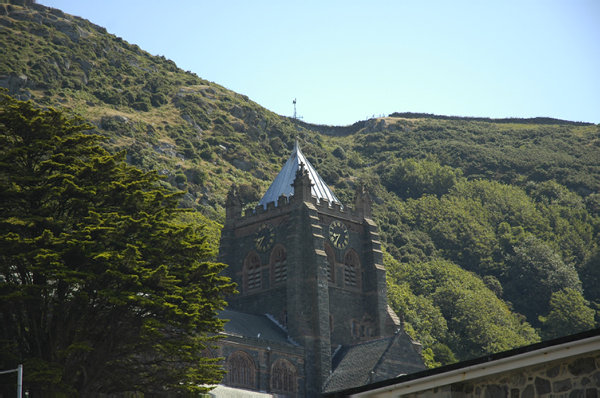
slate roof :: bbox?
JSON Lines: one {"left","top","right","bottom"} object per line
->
{"left": 323, "top": 337, "right": 395, "bottom": 393}
{"left": 258, "top": 140, "right": 340, "bottom": 207}
{"left": 217, "top": 309, "right": 291, "bottom": 345}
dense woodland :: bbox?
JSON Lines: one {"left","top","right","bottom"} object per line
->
{"left": 1, "top": 2, "right": 599, "bottom": 376}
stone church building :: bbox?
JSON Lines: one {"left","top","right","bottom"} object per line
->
{"left": 212, "top": 141, "right": 426, "bottom": 397}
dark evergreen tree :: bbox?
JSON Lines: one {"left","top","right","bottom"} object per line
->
{"left": 0, "top": 94, "right": 235, "bottom": 395}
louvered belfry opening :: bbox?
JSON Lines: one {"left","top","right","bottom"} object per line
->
{"left": 245, "top": 253, "right": 261, "bottom": 291}
{"left": 344, "top": 250, "right": 360, "bottom": 288}
{"left": 272, "top": 245, "right": 288, "bottom": 283}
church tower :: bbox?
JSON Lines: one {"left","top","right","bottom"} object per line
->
{"left": 218, "top": 140, "right": 419, "bottom": 396}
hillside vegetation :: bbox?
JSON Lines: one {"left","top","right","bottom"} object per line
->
{"left": 2, "top": 3, "right": 599, "bottom": 367}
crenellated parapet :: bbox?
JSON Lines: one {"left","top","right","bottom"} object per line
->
{"left": 225, "top": 180, "right": 375, "bottom": 232}
{"left": 234, "top": 194, "right": 293, "bottom": 226}
{"left": 226, "top": 142, "right": 377, "bottom": 229}
{"left": 228, "top": 193, "right": 371, "bottom": 227}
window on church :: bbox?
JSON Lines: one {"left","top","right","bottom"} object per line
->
{"left": 228, "top": 351, "right": 256, "bottom": 388}
{"left": 245, "top": 253, "right": 261, "bottom": 291}
{"left": 351, "top": 319, "right": 358, "bottom": 337}
{"left": 272, "top": 246, "right": 287, "bottom": 283}
{"left": 344, "top": 250, "right": 360, "bottom": 288}
{"left": 325, "top": 243, "right": 335, "bottom": 283}
{"left": 271, "top": 358, "right": 297, "bottom": 394}
{"left": 351, "top": 316, "right": 374, "bottom": 340}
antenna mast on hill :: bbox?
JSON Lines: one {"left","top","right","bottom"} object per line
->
{"left": 293, "top": 98, "right": 297, "bottom": 121}
{"left": 293, "top": 98, "right": 303, "bottom": 132}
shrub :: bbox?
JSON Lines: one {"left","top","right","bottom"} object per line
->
{"left": 332, "top": 146, "right": 347, "bottom": 160}
{"left": 200, "top": 148, "right": 215, "bottom": 161}
{"left": 151, "top": 92, "right": 168, "bottom": 107}
{"left": 175, "top": 172, "right": 187, "bottom": 184}
{"left": 132, "top": 100, "right": 151, "bottom": 112}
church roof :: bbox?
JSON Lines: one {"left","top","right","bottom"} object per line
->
{"left": 323, "top": 332, "right": 426, "bottom": 393}
{"left": 323, "top": 337, "right": 394, "bottom": 393}
{"left": 218, "top": 309, "right": 292, "bottom": 345}
{"left": 258, "top": 140, "right": 340, "bottom": 207}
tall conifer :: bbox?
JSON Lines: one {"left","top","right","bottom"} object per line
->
{"left": 0, "top": 93, "right": 235, "bottom": 395}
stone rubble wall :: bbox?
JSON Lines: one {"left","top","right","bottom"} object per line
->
{"left": 404, "top": 352, "right": 599, "bottom": 398}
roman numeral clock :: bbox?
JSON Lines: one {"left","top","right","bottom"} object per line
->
{"left": 254, "top": 222, "right": 275, "bottom": 253}
{"left": 328, "top": 220, "right": 349, "bottom": 250}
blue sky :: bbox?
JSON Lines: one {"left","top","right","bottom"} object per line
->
{"left": 38, "top": 1, "right": 600, "bottom": 126}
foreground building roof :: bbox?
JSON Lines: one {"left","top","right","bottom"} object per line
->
{"left": 258, "top": 140, "right": 340, "bottom": 207}
{"left": 323, "top": 328, "right": 600, "bottom": 398}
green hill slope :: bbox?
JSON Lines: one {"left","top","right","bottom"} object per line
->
{"left": 1, "top": 2, "right": 314, "bottom": 221}
{"left": 2, "top": 2, "right": 598, "bottom": 366}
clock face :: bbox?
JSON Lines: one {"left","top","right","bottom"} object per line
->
{"left": 329, "top": 220, "right": 349, "bottom": 250}
{"left": 254, "top": 223, "right": 275, "bottom": 252}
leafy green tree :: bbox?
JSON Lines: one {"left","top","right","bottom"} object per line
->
{"left": 502, "top": 237, "right": 582, "bottom": 327}
{"left": 539, "top": 288, "right": 596, "bottom": 339}
{"left": 452, "top": 180, "right": 548, "bottom": 236}
{"left": 524, "top": 180, "right": 596, "bottom": 267}
{"left": 403, "top": 195, "right": 498, "bottom": 271}
{"left": 431, "top": 343, "right": 457, "bottom": 366}
{"left": 0, "top": 94, "right": 235, "bottom": 395}
{"left": 482, "top": 275, "right": 503, "bottom": 298}
{"left": 580, "top": 247, "right": 600, "bottom": 305}
{"left": 398, "top": 259, "right": 539, "bottom": 361}
{"left": 386, "top": 253, "right": 454, "bottom": 368}
{"left": 381, "top": 157, "right": 463, "bottom": 200}
{"left": 387, "top": 280, "right": 451, "bottom": 367}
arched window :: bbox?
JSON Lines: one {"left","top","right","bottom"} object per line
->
{"left": 245, "top": 253, "right": 261, "bottom": 291}
{"left": 271, "top": 358, "right": 297, "bottom": 394}
{"left": 228, "top": 351, "right": 256, "bottom": 388}
{"left": 325, "top": 243, "right": 335, "bottom": 283}
{"left": 271, "top": 245, "right": 287, "bottom": 283}
{"left": 344, "top": 250, "right": 360, "bottom": 288}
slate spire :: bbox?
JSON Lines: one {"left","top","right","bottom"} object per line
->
{"left": 258, "top": 139, "right": 340, "bottom": 207}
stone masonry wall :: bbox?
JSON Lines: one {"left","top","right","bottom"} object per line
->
{"left": 403, "top": 352, "right": 600, "bottom": 398}
{"left": 216, "top": 337, "right": 306, "bottom": 396}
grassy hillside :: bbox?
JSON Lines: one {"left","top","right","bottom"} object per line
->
{"left": 1, "top": 2, "right": 317, "bottom": 222}
{"left": 2, "top": 2, "right": 599, "bottom": 367}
